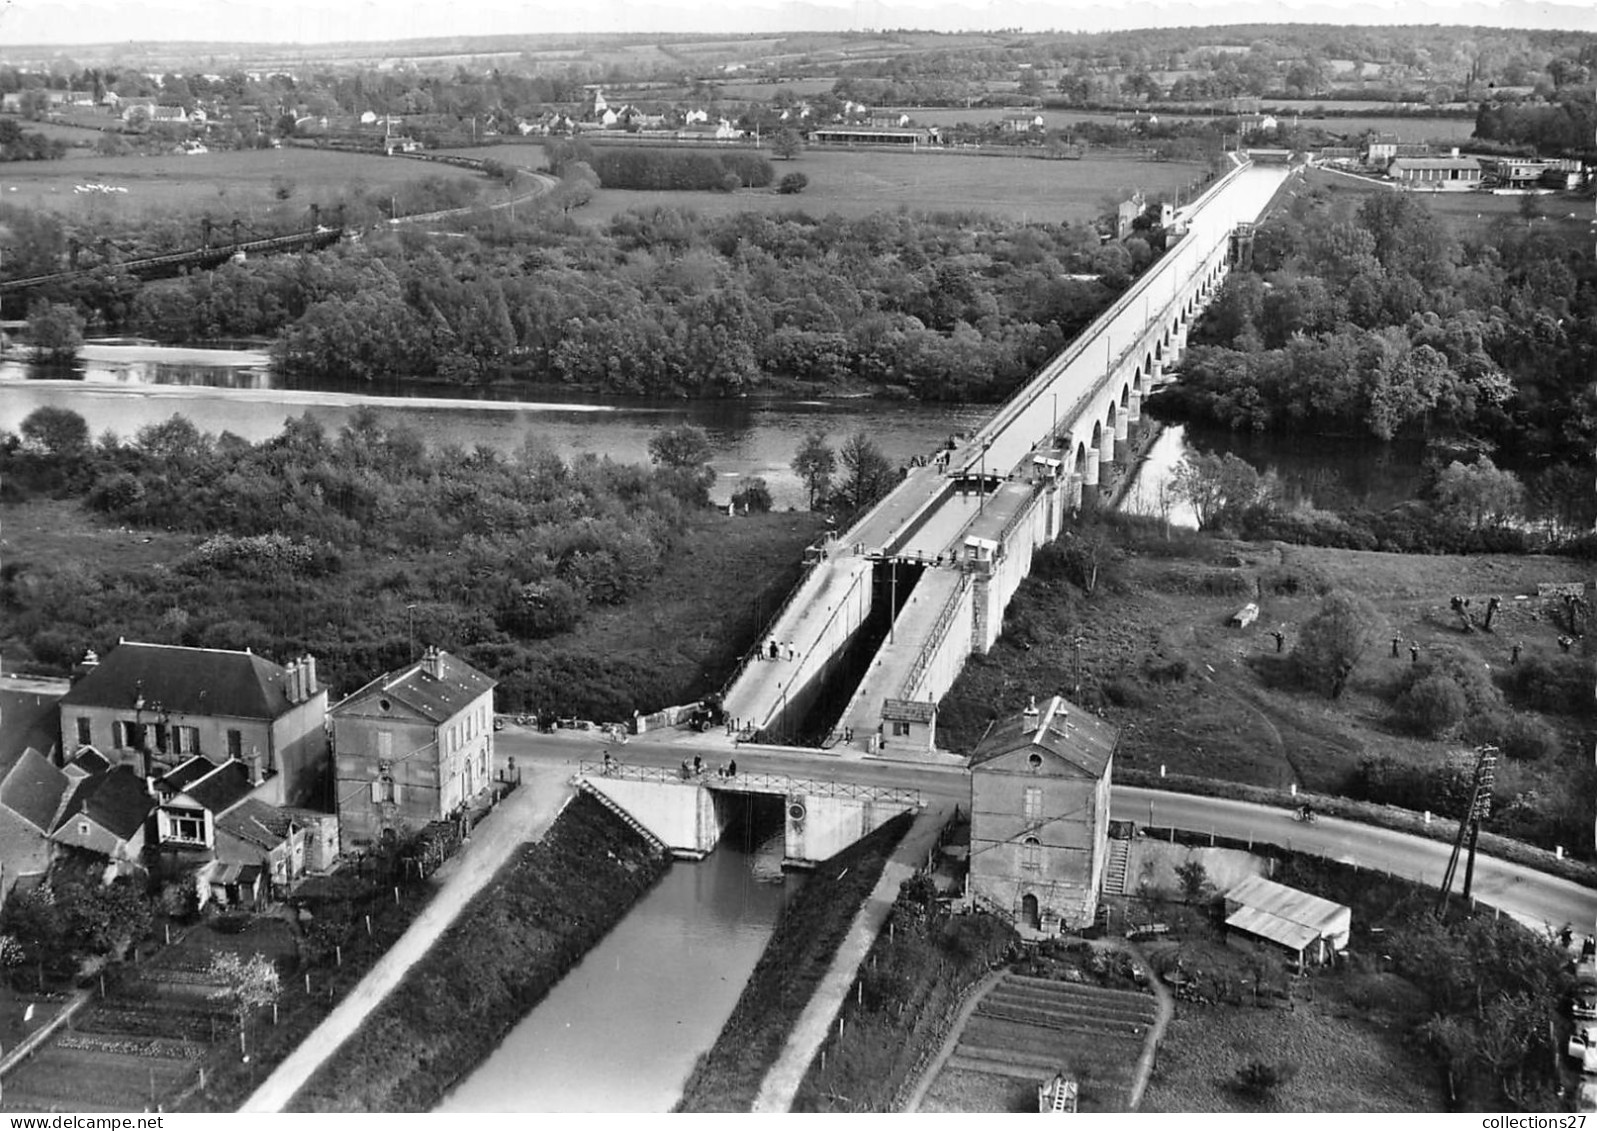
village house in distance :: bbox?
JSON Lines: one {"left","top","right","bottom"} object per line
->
{"left": 969, "top": 695, "right": 1118, "bottom": 935}
{"left": 330, "top": 646, "right": 497, "bottom": 847}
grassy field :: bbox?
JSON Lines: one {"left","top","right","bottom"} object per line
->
{"left": 938, "top": 521, "right": 1595, "bottom": 852}
{"left": 572, "top": 147, "right": 1211, "bottom": 226}
{"left": 1140, "top": 1000, "right": 1443, "bottom": 1112}
{"left": 0, "top": 147, "right": 483, "bottom": 217}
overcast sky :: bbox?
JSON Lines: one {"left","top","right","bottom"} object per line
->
{"left": 2, "top": 0, "right": 1594, "bottom": 47}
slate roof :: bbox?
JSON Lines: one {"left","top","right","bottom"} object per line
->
{"left": 162, "top": 755, "right": 219, "bottom": 794}
{"left": 0, "top": 748, "right": 71, "bottom": 832}
{"left": 335, "top": 650, "right": 496, "bottom": 725}
{"left": 215, "top": 798, "right": 298, "bottom": 850}
{"left": 59, "top": 642, "right": 305, "bottom": 720}
{"left": 66, "top": 748, "right": 111, "bottom": 778}
{"left": 181, "top": 760, "right": 255, "bottom": 815}
{"left": 970, "top": 695, "right": 1118, "bottom": 777}
{"left": 0, "top": 676, "right": 68, "bottom": 762}
{"left": 56, "top": 766, "right": 153, "bottom": 841}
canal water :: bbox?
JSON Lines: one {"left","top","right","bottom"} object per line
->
{"left": 438, "top": 825, "right": 798, "bottom": 1113}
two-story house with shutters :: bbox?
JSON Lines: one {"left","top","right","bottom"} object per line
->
{"left": 57, "top": 641, "right": 331, "bottom": 808}
{"left": 969, "top": 695, "right": 1118, "bottom": 935}
{"left": 330, "top": 647, "right": 496, "bottom": 847}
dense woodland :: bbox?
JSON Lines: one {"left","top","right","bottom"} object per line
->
{"left": 1150, "top": 173, "right": 1597, "bottom": 548}
{"left": 1, "top": 409, "right": 719, "bottom": 712}
{"left": 17, "top": 196, "right": 1160, "bottom": 399}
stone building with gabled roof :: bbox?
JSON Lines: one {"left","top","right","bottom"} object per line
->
{"left": 969, "top": 694, "right": 1118, "bottom": 934}
{"left": 58, "top": 641, "right": 331, "bottom": 808}
{"left": 330, "top": 647, "right": 497, "bottom": 847}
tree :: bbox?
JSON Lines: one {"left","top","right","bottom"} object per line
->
{"left": 1232, "top": 1059, "right": 1298, "bottom": 1101}
{"left": 1175, "top": 859, "right": 1211, "bottom": 903}
{"left": 209, "top": 951, "right": 281, "bottom": 1049}
{"left": 771, "top": 128, "right": 803, "bottom": 160}
{"left": 1434, "top": 458, "right": 1525, "bottom": 528}
{"left": 19, "top": 405, "right": 90, "bottom": 456}
{"left": 833, "top": 430, "right": 897, "bottom": 519}
{"left": 790, "top": 429, "right": 836, "bottom": 510}
{"left": 777, "top": 172, "right": 809, "bottom": 195}
{"left": 1171, "top": 451, "right": 1271, "bottom": 530}
{"left": 1393, "top": 673, "right": 1468, "bottom": 737}
{"left": 27, "top": 301, "right": 85, "bottom": 367}
{"left": 730, "top": 476, "right": 773, "bottom": 513}
{"left": 647, "top": 423, "right": 715, "bottom": 507}
{"left": 1291, "top": 592, "right": 1378, "bottom": 699}
{"left": 647, "top": 424, "right": 713, "bottom": 471}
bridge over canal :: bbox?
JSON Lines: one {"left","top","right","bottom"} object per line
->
{"left": 575, "top": 760, "right": 923, "bottom": 868}
{"left": 717, "top": 158, "right": 1295, "bottom": 755}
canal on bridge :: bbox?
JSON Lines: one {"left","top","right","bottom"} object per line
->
{"left": 436, "top": 799, "right": 800, "bottom": 1112}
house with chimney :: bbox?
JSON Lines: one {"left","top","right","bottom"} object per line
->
{"left": 49, "top": 763, "right": 153, "bottom": 879}
{"left": 968, "top": 695, "right": 1118, "bottom": 935}
{"left": 331, "top": 647, "right": 496, "bottom": 847}
{"left": 57, "top": 641, "right": 331, "bottom": 808}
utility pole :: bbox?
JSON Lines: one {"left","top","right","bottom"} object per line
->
{"left": 889, "top": 558, "right": 898, "bottom": 644}
{"left": 1436, "top": 745, "right": 1497, "bottom": 915}
{"left": 406, "top": 603, "right": 417, "bottom": 662}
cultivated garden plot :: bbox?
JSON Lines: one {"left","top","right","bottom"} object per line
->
{"left": 921, "top": 973, "right": 1155, "bottom": 1113}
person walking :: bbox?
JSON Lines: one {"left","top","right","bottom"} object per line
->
{"left": 727, "top": 759, "right": 738, "bottom": 777}
{"left": 693, "top": 755, "right": 703, "bottom": 776}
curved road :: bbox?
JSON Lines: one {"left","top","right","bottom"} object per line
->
{"left": 503, "top": 729, "right": 1596, "bottom": 934}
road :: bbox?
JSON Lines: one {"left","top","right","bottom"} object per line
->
{"left": 499, "top": 727, "right": 1596, "bottom": 935}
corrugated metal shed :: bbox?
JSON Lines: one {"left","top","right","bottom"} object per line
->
{"left": 1224, "top": 874, "right": 1351, "bottom": 958}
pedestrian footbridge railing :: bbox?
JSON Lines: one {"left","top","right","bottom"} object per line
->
{"left": 577, "top": 761, "right": 921, "bottom": 808}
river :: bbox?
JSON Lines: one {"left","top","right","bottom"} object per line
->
{"left": 2, "top": 342, "right": 1430, "bottom": 517}
{"left": 437, "top": 832, "right": 797, "bottom": 1112}
{"left": 0, "top": 343, "right": 990, "bottom": 512}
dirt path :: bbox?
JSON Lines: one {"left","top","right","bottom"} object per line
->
{"left": 750, "top": 802, "right": 953, "bottom": 1113}
{"left": 238, "top": 764, "right": 573, "bottom": 1112}
{"left": 901, "top": 971, "right": 1006, "bottom": 1112}
{"left": 1119, "top": 940, "right": 1173, "bottom": 1111}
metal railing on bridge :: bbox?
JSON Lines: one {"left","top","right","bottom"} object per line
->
{"left": 898, "top": 572, "right": 973, "bottom": 701}
{"left": 576, "top": 760, "right": 922, "bottom": 809}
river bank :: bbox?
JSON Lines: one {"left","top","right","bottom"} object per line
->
{"left": 284, "top": 793, "right": 671, "bottom": 1111}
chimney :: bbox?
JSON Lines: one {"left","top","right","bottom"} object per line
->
{"left": 284, "top": 659, "right": 302, "bottom": 704}
{"left": 1022, "top": 695, "right": 1039, "bottom": 726}
{"left": 1451, "top": 146, "right": 1459, "bottom": 158}
{"left": 247, "top": 749, "right": 264, "bottom": 786}
{"left": 71, "top": 649, "right": 100, "bottom": 685}
{"left": 422, "top": 646, "right": 443, "bottom": 680}
{"left": 303, "top": 654, "right": 318, "bottom": 698}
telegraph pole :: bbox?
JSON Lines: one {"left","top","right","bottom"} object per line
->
{"left": 1436, "top": 744, "right": 1497, "bottom": 915}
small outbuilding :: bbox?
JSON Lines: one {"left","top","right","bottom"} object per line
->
{"left": 1223, "top": 874, "right": 1351, "bottom": 965}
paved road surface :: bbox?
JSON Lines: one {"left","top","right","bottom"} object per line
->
{"left": 238, "top": 761, "right": 574, "bottom": 1113}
